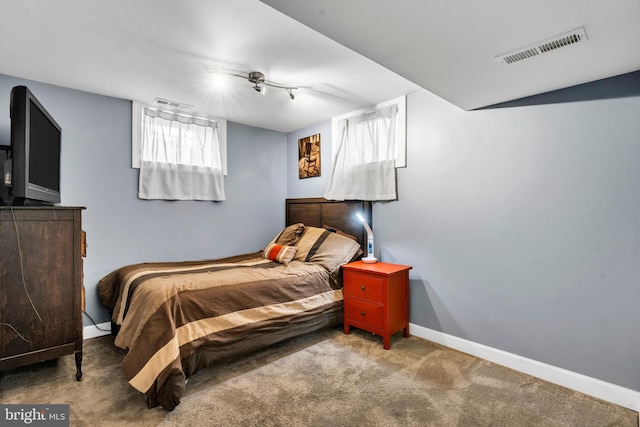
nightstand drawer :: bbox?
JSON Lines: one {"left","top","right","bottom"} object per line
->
{"left": 345, "top": 298, "right": 384, "bottom": 329}
{"left": 343, "top": 272, "right": 384, "bottom": 303}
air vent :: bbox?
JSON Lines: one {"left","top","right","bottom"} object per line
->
{"left": 153, "top": 97, "right": 194, "bottom": 109}
{"left": 495, "top": 27, "right": 588, "bottom": 65}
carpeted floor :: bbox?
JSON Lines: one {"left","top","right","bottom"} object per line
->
{"left": 1, "top": 326, "right": 637, "bottom": 426}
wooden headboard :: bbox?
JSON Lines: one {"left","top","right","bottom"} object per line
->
{"left": 285, "top": 198, "right": 372, "bottom": 252}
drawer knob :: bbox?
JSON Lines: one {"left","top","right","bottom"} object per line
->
{"left": 360, "top": 285, "right": 366, "bottom": 291}
{"left": 361, "top": 311, "right": 366, "bottom": 317}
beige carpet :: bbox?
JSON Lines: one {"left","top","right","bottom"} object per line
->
{"left": 1, "top": 326, "right": 637, "bottom": 426}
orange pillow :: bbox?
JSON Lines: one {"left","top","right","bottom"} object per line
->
{"left": 263, "top": 243, "right": 297, "bottom": 266}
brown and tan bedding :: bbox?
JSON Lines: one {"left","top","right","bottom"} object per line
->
{"left": 98, "top": 223, "right": 362, "bottom": 410}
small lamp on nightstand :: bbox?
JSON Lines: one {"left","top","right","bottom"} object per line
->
{"left": 356, "top": 212, "right": 377, "bottom": 263}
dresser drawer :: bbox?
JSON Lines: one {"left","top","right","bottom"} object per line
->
{"left": 345, "top": 298, "right": 384, "bottom": 329}
{"left": 343, "top": 271, "right": 384, "bottom": 303}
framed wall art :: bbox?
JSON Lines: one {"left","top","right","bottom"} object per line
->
{"left": 298, "top": 133, "right": 321, "bottom": 179}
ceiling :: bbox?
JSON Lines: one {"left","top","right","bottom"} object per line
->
{"left": 263, "top": 0, "right": 640, "bottom": 112}
{"left": 0, "top": 1, "right": 638, "bottom": 134}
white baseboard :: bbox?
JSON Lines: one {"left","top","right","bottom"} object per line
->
{"left": 409, "top": 323, "right": 640, "bottom": 413}
{"left": 83, "top": 322, "right": 111, "bottom": 340}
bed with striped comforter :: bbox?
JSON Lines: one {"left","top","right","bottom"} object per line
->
{"left": 97, "top": 250, "right": 346, "bottom": 410}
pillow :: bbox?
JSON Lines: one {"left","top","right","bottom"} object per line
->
{"left": 322, "top": 224, "right": 358, "bottom": 242}
{"left": 263, "top": 243, "right": 297, "bottom": 266}
{"left": 323, "top": 224, "right": 364, "bottom": 261}
{"left": 294, "top": 226, "right": 361, "bottom": 278}
{"left": 268, "top": 223, "right": 305, "bottom": 246}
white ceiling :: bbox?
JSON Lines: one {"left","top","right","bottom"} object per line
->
{"left": 262, "top": 0, "right": 640, "bottom": 110}
{"left": 0, "top": 0, "right": 638, "bottom": 133}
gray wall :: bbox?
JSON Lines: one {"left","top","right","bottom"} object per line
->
{"left": 286, "top": 119, "right": 333, "bottom": 198}
{"left": 285, "top": 72, "right": 640, "bottom": 392}
{"left": 0, "top": 73, "right": 288, "bottom": 326}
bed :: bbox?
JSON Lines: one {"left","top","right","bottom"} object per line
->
{"left": 97, "top": 197, "right": 372, "bottom": 410}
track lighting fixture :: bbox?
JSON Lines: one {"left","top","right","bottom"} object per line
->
{"left": 235, "top": 71, "right": 297, "bottom": 101}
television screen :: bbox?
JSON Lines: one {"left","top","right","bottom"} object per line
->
{"left": 5, "top": 85, "right": 61, "bottom": 205}
{"left": 28, "top": 100, "right": 61, "bottom": 192}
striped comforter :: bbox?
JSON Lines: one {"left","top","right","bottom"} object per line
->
{"left": 97, "top": 252, "right": 343, "bottom": 410}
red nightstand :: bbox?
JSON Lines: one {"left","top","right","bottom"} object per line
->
{"left": 342, "top": 261, "right": 412, "bottom": 349}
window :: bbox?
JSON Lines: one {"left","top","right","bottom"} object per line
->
{"left": 324, "top": 96, "right": 406, "bottom": 201}
{"left": 132, "top": 102, "right": 227, "bottom": 201}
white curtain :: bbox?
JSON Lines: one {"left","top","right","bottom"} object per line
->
{"left": 324, "top": 105, "right": 398, "bottom": 201}
{"left": 138, "top": 107, "right": 225, "bottom": 201}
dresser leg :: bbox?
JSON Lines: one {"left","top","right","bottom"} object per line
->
{"left": 403, "top": 325, "right": 409, "bottom": 338}
{"left": 383, "top": 335, "right": 390, "bottom": 350}
{"left": 75, "top": 352, "right": 83, "bottom": 381}
{"left": 343, "top": 323, "right": 351, "bottom": 334}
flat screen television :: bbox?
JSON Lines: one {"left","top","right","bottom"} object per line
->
{"left": 3, "top": 85, "right": 61, "bottom": 205}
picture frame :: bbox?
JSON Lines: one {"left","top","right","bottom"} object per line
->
{"left": 298, "top": 133, "right": 321, "bottom": 179}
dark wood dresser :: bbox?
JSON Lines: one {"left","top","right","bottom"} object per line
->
{"left": 0, "top": 206, "right": 84, "bottom": 380}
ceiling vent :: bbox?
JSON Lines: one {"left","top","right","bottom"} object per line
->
{"left": 153, "top": 97, "right": 194, "bottom": 109}
{"left": 495, "top": 27, "right": 588, "bottom": 65}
